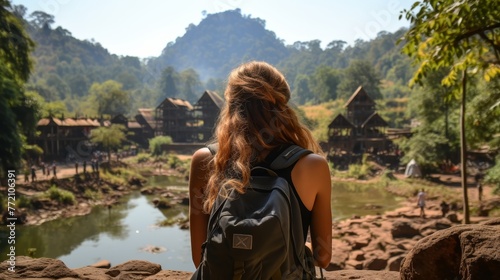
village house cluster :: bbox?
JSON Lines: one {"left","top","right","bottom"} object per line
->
{"left": 30, "top": 90, "right": 224, "bottom": 161}
{"left": 31, "top": 86, "right": 408, "bottom": 163}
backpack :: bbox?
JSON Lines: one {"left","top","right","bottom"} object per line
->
{"left": 191, "top": 144, "right": 321, "bottom": 280}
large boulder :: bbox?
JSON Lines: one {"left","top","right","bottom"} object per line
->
{"left": 400, "top": 218, "right": 500, "bottom": 280}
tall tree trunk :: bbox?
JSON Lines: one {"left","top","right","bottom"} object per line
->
{"left": 461, "top": 70, "right": 470, "bottom": 224}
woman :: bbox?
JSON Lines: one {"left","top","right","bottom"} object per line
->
{"left": 189, "top": 61, "right": 332, "bottom": 271}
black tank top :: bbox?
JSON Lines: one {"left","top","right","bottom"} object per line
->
{"left": 259, "top": 145, "right": 312, "bottom": 238}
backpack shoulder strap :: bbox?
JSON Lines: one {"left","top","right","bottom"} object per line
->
{"left": 270, "top": 145, "right": 312, "bottom": 170}
{"left": 206, "top": 143, "right": 218, "bottom": 155}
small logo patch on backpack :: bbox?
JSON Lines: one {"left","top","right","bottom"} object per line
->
{"left": 233, "top": 234, "right": 253, "bottom": 250}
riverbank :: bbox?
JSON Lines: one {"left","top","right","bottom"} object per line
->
{"left": 1, "top": 155, "right": 499, "bottom": 275}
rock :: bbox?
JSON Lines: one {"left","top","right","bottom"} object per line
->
{"left": 400, "top": 218, "right": 500, "bottom": 280}
{"left": 0, "top": 256, "right": 78, "bottom": 279}
{"left": 328, "top": 238, "right": 350, "bottom": 270}
{"left": 363, "top": 256, "right": 388, "bottom": 270}
{"left": 349, "top": 250, "right": 365, "bottom": 261}
{"left": 388, "top": 255, "right": 404, "bottom": 271}
{"left": 391, "top": 218, "right": 421, "bottom": 238}
{"left": 110, "top": 260, "right": 162, "bottom": 275}
{"left": 0, "top": 255, "right": 402, "bottom": 280}
{"left": 89, "top": 259, "right": 111, "bottom": 268}
{"left": 2, "top": 209, "right": 27, "bottom": 224}
{"left": 345, "top": 259, "right": 363, "bottom": 269}
{"left": 323, "top": 270, "right": 400, "bottom": 280}
{"left": 144, "top": 270, "right": 193, "bottom": 279}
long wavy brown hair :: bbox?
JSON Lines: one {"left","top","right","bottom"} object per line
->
{"left": 203, "top": 61, "right": 322, "bottom": 212}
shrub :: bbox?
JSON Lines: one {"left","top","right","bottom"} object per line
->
{"left": 46, "top": 185, "right": 75, "bottom": 205}
{"left": 136, "top": 153, "right": 151, "bottom": 163}
{"left": 149, "top": 136, "right": 173, "bottom": 156}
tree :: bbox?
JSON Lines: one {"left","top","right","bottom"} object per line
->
{"left": 90, "top": 124, "right": 126, "bottom": 163}
{"left": 400, "top": 0, "right": 500, "bottom": 224}
{"left": 337, "top": 60, "right": 382, "bottom": 100}
{"left": 310, "top": 66, "right": 341, "bottom": 103}
{"left": 158, "top": 66, "right": 179, "bottom": 101}
{"left": 87, "top": 80, "right": 131, "bottom": 117}
{"left": 291, "top": 75, "right": 312, "bottom": 104}
{"left": 0, "top": 0, "right": 37, "bottom": 176}
{"left": 179, "top": 68, "right": 202, "bottom": 103}
{"left": 29, "top": 10, "right": 54, "bottom": 30}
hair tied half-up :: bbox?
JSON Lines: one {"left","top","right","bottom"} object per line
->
{"left": 204, "top": 61, "right": 323, "bottom": 212}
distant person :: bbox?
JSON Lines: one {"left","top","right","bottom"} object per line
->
{"left": 75, "top": 161, "right": 79, "bottom": 174}
{"left": 83, "top": 160, "right": 87, "bottom": 173}
{"left": 52, "top": 161, "right": 57, "bottom": 178}
{"left": 41, "top": 162, "right": 46, "bottom": 176}
{"left": 31, "top": 165, "right": 36, "bottom": 182}
{"left": 440, "top": 201, "right": 449, "bottom": 217}
{"left": 417, "top": 189, "right": 426, "bottom": 218}
{"left": 477, "top": 182, "right": 483, "bottom": 202}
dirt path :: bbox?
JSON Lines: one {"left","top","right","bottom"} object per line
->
{"left": 24, "top": 162, "right": 87, "bottom": 183}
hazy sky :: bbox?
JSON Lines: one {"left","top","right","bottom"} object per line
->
{"left": 11, "top": 0, "right": 416, "bottom": 58}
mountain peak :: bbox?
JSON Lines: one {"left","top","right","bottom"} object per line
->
{"left": 151, "top": 9, "right": 289, "bottom": 81}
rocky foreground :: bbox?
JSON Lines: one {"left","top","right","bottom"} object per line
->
{"left": 3, "top": 165, "right": 499, "bottom": 279}
{"left": 2, "top": 208, "right": 499, "bottom": 279}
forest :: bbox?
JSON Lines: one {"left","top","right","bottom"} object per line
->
{"left": 1, "top": 0, "right": 499, "bottom": 196}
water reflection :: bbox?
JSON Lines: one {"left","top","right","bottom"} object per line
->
{"left": 0, "top": 176, "right": 194, "bottom": 272}
{"left": 331, "top": 181, "right": 404, "bottom": 221}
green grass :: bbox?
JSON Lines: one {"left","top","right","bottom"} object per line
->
{"left": 46, "top": 185, "right": 75, "bottom": 205}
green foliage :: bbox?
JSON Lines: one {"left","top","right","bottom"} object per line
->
{"left": 100, "top": 170, "right": 127, "bottom": 186}
{"left": 334, "top": 154, "right": 371, "bottom": 180}
{"left": 337, "top": 60, "right": 382, "bottom": 100}
{"left": 1, "top": 0, "right": 34, "bottom": 81}
{"left": 400, "top": 0, "right": 500, "bottom": 224}
{"left": 466, "top": 79, "right": 500, "bottom": 149}
{"left": 90, "top": 124, "right": 127, "bottom": 160}
{"left": 485, "top": 155, "right": 500, "bottom": 195}
{"left": 401, "top": 0, "right": 500, "bottom": 89}
{"left": 0, "top": 1, "right": 37, "bottom": 174}
{"left": 166, "top": 154, "right": 183, "bottom": 169}
{"left": 149, "top": 136, "right": 173, "bottom": 156}
{"left": 100, "top": 167, "right": 144, "bottom": 186}
{"left": 346, "top": 163, "right": 370, "bottom": 180}
{"left": 309, "top": 66, "right": 341, "bottom": 102}
{"left": 46, "top": 185, "right": 75, "bottom": 205}
{"left": 83, "top": 189, "right": 102, "bottom": 200}
{"left": 136, "top": 153, "right": 152, "bottom": 163}
{"left": 85, "top": 80, "right": 131, "bottom": 117}
{"left": 27, "top": 248, "right": 37, "bottom": 257}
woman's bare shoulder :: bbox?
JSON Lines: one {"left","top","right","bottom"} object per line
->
{"left": 190, "top": 147, "right": 213, "bottom": 175}
{"left": 192, "top": 147, "right": 213, "bottom": 161}
{"left": 296, "top": 153, "right": 329, "bottom": 170}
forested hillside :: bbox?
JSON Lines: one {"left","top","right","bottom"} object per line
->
{"left": 4, "top": 0, "right": 499, "bottom": 202}
{"left": 148, "top": 9, "right": 291, "bottom": 81}
{"left": 18, "top": 6, "right": 415, "bottom": 127}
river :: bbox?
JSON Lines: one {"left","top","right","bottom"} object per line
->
{"left": 0, "top": 176, "right": 404, "bottom": 273}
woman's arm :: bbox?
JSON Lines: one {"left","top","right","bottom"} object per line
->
{"left": 293, "top": 154, "right": 332, "bottom": 268}
{"left": 188, "top": 147, "right": 212, "bottom": 267}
